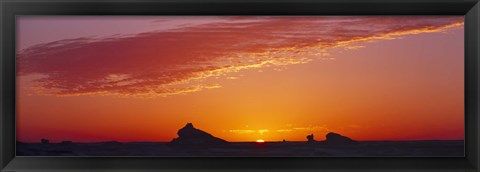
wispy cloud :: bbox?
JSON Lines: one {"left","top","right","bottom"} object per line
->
{"left": 227, "top": 124, "right": 331, "bottom": 135}
{"left": 229, "top": 129, "right": 270, "bottom": 135}
{"left": 17, "top": 16, "right": 463, "bottom": 97}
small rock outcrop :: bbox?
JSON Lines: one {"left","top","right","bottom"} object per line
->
{"left": 41, "top": 138, "right": 49, "bottom": 144}
{"left": 323, "top": 132, "right": 357, "bottom": 145}
{"left": 170, "top": 123, "right": 227, "bottom": 146}
{"left": 306, "top": 134, "right": 316, "bottom": 143}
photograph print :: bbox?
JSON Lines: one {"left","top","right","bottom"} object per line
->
{"left": 16, "top": 16, "right": 464, "bottom": 156}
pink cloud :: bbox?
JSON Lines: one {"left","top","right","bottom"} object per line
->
{"left": 17, "top": 16, "right": 463, "bottom": 97}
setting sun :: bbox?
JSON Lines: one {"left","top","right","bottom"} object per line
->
{"left": 256, "top": 140, "right": 265, "bottom": 143}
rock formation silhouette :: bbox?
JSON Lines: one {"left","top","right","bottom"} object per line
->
{"left": 170, "top": 123, "right": 227, "bottom": 146}
{"left": 323, "top": 132, "right": 357, "bottom": 145}
{"left": 41, "top": 138, "right": 49, "bottom": 144}
{"left": 306, "top": 134, "right": 316, "bottom": 143}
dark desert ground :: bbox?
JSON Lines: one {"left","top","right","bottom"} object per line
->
{"left": 17, "top": 123, "right": 464, "bottom": 157}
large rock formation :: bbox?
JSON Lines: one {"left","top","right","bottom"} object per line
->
{"left": 323, "top": 132, "right": 357, "bottom": 145}
{"left": 170, "top": 123, "right": 227, "bottom": 146}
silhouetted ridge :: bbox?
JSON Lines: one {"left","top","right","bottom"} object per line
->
{"left": 170, "top": 123, "right": 227, "bottom": 146}
{"left": 323, "top": 132, "right": 357, "bottom": 145}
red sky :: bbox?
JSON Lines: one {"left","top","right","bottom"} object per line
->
{"left": 16, "top": 16, "right": 464, "bottom": 142}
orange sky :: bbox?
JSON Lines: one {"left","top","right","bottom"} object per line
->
{"left": 16, "top": 16, "right": 464, "bottom": 142}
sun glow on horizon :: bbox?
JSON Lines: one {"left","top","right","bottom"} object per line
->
{"left": 256, "top": 139, "right": 265, "bottom": 143}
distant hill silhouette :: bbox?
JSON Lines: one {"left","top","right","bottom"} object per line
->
{"left": 169, "top": 123, "right": 227, "bottom": 146}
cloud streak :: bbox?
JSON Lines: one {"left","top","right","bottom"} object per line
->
{"left": 17, "top": 16, "right": 463, "bottom": 97}
{"left": 227, "top": 124, "right": 331, "bottom": 138}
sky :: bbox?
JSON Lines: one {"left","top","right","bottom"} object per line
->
{"left": 16, "top": 16, "right": 464, "bottom": 142}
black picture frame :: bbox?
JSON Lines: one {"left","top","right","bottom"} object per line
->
{"left": 1, "top": 0, "right": 479, "bottom": 171}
